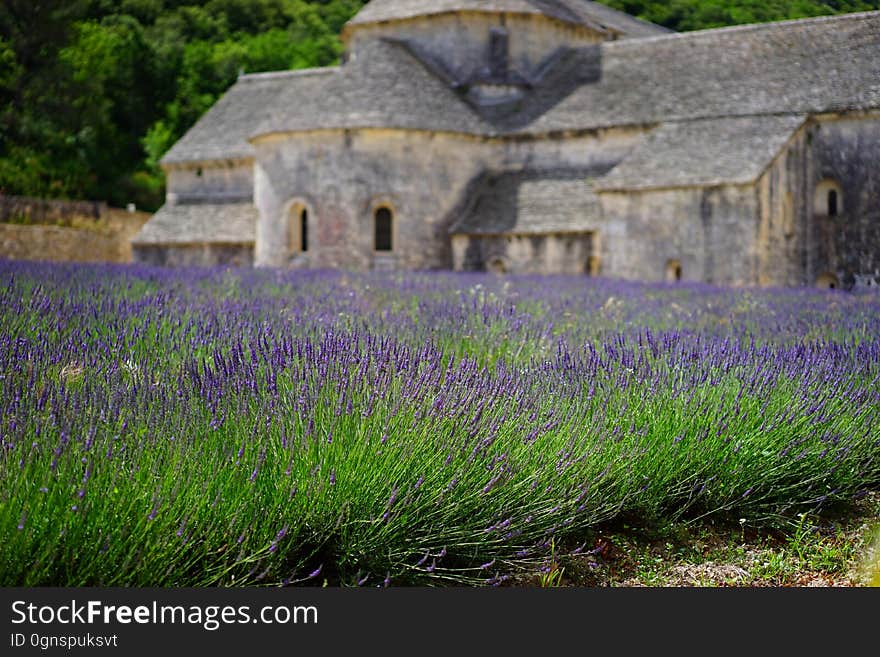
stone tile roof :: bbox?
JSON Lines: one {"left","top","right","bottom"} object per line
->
{"left": 254, "top": 39, "right": 492, "bottom": 138}
{"left": 525, "top": 11, "right": 880, "bottom": 134}
{"left": 167, "top": 10, "right": 880, "bottom": 163}
{"left": 131, "top": 203, "right": 256, "bottom": 245}
{"left": 595, "top": 115, "right": 807, "bottom": 191}
{"left": 561, "top": 2, "right": 673, "bottom": 38}
{"left": 160, "top": 69, "right": 334, "bottom": 165}
{"left": 450, "top": 168, "right": 611, "bottom": 234}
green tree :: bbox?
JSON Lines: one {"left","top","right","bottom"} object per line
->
{"left": 3, "top": 1, "right": 880, "bottom": 210}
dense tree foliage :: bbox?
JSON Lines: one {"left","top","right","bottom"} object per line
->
{"left": 1, "top": 1, "right": 877, "bottom": 210}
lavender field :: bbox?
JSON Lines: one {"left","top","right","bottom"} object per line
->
{"left": 1, "top": 259, "right": 879, "bottom": 586}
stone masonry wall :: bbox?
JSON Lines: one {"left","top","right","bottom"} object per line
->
{"left": 345, "top": 13, "right": 603, "bottom": 79}
{"left": 0, "top": 195, "right": 106, "bottom": 224}
{"left": 0, "top": 199, "right": 151, "bottom": 264}
{"left": 133, "top": 243, "right": 253, "bottom": 268}
{"left": 254, "top": 127, "right": 645, "bottom": 272}
{"left": 598, "top": 186, "right": 759, "bottom": 285}
{"left": 452, "top": 233, "right": 594, "bottom": 274}
{"left": 755, "top": 128, "right": 810, "bottom": 287}
{"left": 255, "top": 129, "right": 495, "bottom": 270}
{"left": 164, "top": 160, "right": 254, "bottom": 204}
{"left": 808, "top": 116, "right": 880, "bottom": 288}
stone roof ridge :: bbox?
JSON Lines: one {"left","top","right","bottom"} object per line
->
{"left": 346, "top": 1, "right": 675, "bottom": 37}
{"left": 238, "top": 67, "right": 338, "bottom": 82}
{"left": 603, "top": 8, "right": 880, "bottom": 50}
{"left": 347, "top": 0, "right": 611, "bottom": 31}
{"left": 572, "top": 1, "right": 673, "bottom": 37}
{"left": 525, "top": 0, "right": 609, "bottom": 32}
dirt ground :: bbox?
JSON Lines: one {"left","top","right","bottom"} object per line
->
{"left": 520, "top": 492, "right": 880, "bottom": 587}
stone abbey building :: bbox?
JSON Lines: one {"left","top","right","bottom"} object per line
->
{"left": 132, "top": 1, "right": 880, "bottom": 289}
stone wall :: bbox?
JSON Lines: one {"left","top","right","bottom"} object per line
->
{"left": 755, "top": 127, "right": 810, "bottom": 287}
{"left": 132, "top": 243, "right": 253, "bottom": 268}
{"left": 808, "top": 116, "right": 880, "bottom": 288}
{"left": 344, "top": 12, "right": 603, "bottom": 78}
{"left": 0, "top": 195, "right": 106, "bottom": 224}
{"left": 253, "top": 126, "right": 645, "bottom": 272}
{"left": 254, "top": 129, "right": 495, "bottom": 270}
{"left": 0, "top": 197, "right": 151, "bottom": 264}
{"left": 598, "top": 185, "right": 759, "bottom": 285}
{"left": 452, "top": 232, "right": 595, "bottom": 274}
{"left": 164, "top": 159, "right": 254, "bottom": 204}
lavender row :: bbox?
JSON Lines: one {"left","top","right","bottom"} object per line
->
{"left": 0, "top": 259, "right": 878, "bottom": 585}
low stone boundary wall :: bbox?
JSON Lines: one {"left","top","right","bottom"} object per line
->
{"left": 0, "top": 195, "right": 107, "bottom": 225}
{"left": 0, "top": 196, "right": 151, "bottom": 264}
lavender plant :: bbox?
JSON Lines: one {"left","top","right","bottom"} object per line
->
{"left": 0, "top": 260, "right": 878, "bottom": 585}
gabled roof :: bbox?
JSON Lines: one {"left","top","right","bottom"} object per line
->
{"left": 595, "top": 115, "right": 807, "bottom": 191}
{"left": 253, "top": 39, "right": 492, "bottom": 138}
{"left": 164, "top": 10, "right": 880, "bottom": 164}
{"left": 523, "top": 10, "right": 880, "bottom": 135}
{"left": 161, "top": 69, "right": 334, "bottom": 166}
{"left": 450, "top": 168, "right": 611, "bottom": 234}
{"left": 131, "top": 203, "right": 256, "bottom": 245}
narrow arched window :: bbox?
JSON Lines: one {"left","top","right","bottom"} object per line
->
{"left": 827, "top": 190, "right": 838, "bottom": 217}
{"left": 374, "top": 207, "right": 393, "bottom": 252}
{"left": 666, "top": 259, "right": 682, "bottom": 283}
{"left": 815, "top": 180, "right": 842, "bottom": 217}
{"left": 300, "top": 208, "right": 309, "bottom": 252}
{"left": 287, "top": 204, "right": 309, "bottom": 257}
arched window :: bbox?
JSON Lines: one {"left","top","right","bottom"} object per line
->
{"left": 666, "top": 259, "right": 682, "bottom": 283}
{"left": 287, "top": 203, "right": 310, "bottom": 257}
{"left": 300, "top": 208, "right": 309, "bottom": 252}
{"left": 814, "top": 180, "right": 843, "bottom": 217}
{"left": 374, "top": 207, "right": 393, "bottom": 252}
{"left": 827, "top": 190, "right": 838, "bottom": 217}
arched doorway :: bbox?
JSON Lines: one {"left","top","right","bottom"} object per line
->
{"left": 816, "top": 272, "right": 840, "bottom": 290}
